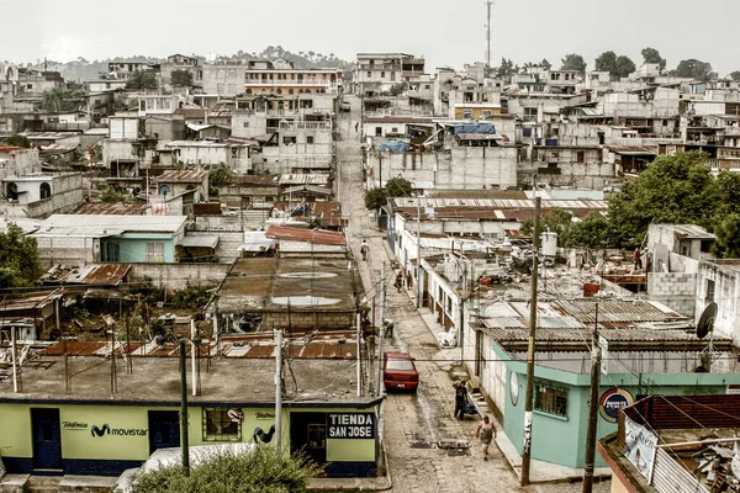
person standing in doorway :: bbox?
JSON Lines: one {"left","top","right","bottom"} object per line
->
{"left": 633, "top": 247, "right": 642, "bottom": 271}
{"left": 454, "top": 381, "right": 467, "bottom": 420}
{"left": 476, "top": 415, "right": 495, "bottom": 461}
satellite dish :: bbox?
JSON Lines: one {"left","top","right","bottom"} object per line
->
{"left": 696, "top": 302, "right": 717, "bottom": 339}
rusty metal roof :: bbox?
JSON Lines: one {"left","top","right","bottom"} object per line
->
{"left": 157, "top": 169, "right": 208, "bottom": 183}
{"left": 76, "top": 202, "right": 148, "bottom": 215}
{"left": 265, "top": 225, "right": 345, "bottom": 246}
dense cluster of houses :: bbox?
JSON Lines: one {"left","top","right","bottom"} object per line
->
{"left": 0, "top": 50, "right": 738, "bottom": 490}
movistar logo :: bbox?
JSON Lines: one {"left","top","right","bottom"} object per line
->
{"left": 91, "top": 424, "right": 110, "bottom": 437}
{"left": 90, "top": 424, "right": 147, "bottom": 438}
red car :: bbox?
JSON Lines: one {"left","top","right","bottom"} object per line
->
{"left": 383, "top": 352, "right": 419, "bottom": 392}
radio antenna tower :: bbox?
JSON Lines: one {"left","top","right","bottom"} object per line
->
{"left": 484, "top": 0, "right": 494, "bottom": 68}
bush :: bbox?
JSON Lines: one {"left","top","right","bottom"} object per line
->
{"left": 3, "top": 135, "right": 31, "bottom": 148}
{"left": 168, "top": 285, "right": 211, "bottom": 309}
{"left": 385, "top": 177, "right": 412, "bottom": 198}
{"left": 132, "top": 448, "right": 319, "bottom": 493}
{"left": 0, "top": 224, "right": 43, "bottom": 288}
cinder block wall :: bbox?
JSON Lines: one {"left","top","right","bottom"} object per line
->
{"left": 647, "top": 271, "right": 697, "bottom": 317}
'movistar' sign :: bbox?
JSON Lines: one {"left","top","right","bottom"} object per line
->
{"left": 327, "top": 413, "right": 376, "bottom": 439}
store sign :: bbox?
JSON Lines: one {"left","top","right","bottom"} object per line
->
{"left": 327, "top": 413, "right": 375, "bottom": 439}
{"left": 599, "top": 387, "right": 634, "bottom": 423}
{"left": 88, "top": 423, "right": 148, "bottom": 438}
{"left": 624, "top": 417, "right": 658, "bottom": 482}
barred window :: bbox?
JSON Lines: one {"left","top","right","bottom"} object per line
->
{"left": 534, "top": 380, "right": 568, "bottom": 418}
{"left": 203, "top": 408, "right": 242, "bottom": 442}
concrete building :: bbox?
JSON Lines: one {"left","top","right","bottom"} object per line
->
{"left": 0, "top": 337, "right": 380, "bottom": 478}
{"left": 107, "top": 60, "right": 160, "bottom": 81}
{"left": 694, "top": 259, "right": 740, "bottom": 346}
{"left": 156, "top": 168, "right": 209, "bottom": 203}
{"left": 0, "top": 145, "right": 41, "bottom": 180}
{"left": 354, "top": 53, "right": 425, "bottom": 96}
{"left": 161, "top": 141, "right": 252, "bottom": 173}
{"left": 1, "top": 172, "right": 84, "bottom": 218}
{"left": 33, "top": 214, "right": 187, "bottom": 265}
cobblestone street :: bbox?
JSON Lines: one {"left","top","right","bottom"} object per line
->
{"left": 336, "top": 99, "right": 610, "bottom": 493}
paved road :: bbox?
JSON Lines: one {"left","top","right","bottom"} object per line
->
{"left": 335, "top": 97, "right": 609, "bottom": 493}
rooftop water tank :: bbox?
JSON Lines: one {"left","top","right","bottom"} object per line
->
{"left": 541, "top": 231, "right": 558, "bottom": 257}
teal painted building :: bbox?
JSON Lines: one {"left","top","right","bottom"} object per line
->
{"left": 493, "top": 338, "right": 740, "bottom": 469}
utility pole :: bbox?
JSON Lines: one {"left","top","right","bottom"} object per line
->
{"left": 10, "top": 326, "right": 19, "bottom": 393}
{"left": 520, "top": 196, "right": 541, "bottom": 487}
{"left": 356, "top": 313, "right": 362, "bottom": 397}
{"left": 178, "top": 339, "right": 190, "bottom": 476}
{"left": 377, "top": 263, "right": 386, "bottom": 397}
{"left": 274, "top": 329, "right": 284, "bottom": 456}
{"left": 416, "top": 199, "right": 422, "bottom": 308}
{"left": 191, "top": 320, "right": 200, "bottom": 397}
{"left": 485, "top": 0, "right": 494, "bottom": 68}
{"left": 582, "top": 303, "right": 601, "bottom": 493}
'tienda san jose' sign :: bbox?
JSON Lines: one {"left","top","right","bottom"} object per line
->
{"left": 327, "top": 413, "right": 376, "bottom": 439}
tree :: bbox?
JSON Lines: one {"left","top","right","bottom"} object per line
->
{"left": 132, "top": 448, "right": 318, "bottom": 493}
{"left": 364, "top": 187, "right": 388, "bottom": 210}
{"left": 126, "top": 70, "right": 158, "bottom": 90}
{"left": 0, "top": 224, "right": 43, "bottom": 288}
{"left": 595, "top": 51, "right": 635, "bottom": 78}
{"left": 540, "top": 58, "right": 552, "bottom": 71}
{"left": 614, "top": 56, "right": 636, "bottom": 78}
{"left": 595, "top": 51, "right": 618, "bottom": 74}
{"left": 385, "top": 177, "right": 413, "bottom": 197}
{"left": 3, "top": 135, "right": 31, "bottom": 148}
{"left": 171, "top": 69, "right": 193, "bottom": 87}
{"left": 713, "top": 213, "right": 740, "bottom": 258}
{"left": 641, "top": 47, "right": 666, "bottom": 72}
{"left": 41, "top": 86, "right": 85, "bottom": 112}
{"left": 730, "top": 71, "right": 740, "bottom": 82}
{"left": 560, "top": 53, "right": 587, "bottom": 73}
{"left": 673, "top": 59, "right": 713, "bottom": 81}
{"left": 606, "top": 152, "right": 720, "bottom": 248}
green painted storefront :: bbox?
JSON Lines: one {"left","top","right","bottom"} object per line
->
{"left": 0, "top": 401, "right": 379, "bottom": 477}
{"left": 495, "top": 344, "right": 740, "bottom": 469}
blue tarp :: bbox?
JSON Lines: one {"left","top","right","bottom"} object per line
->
{"left": 452, "top": 122, "right": 496, "bottom": 135}
{"left": 377, "top": 140, "right": 409, "bottom": 153}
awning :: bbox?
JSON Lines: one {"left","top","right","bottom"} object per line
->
{"left": 179, "top": 235, "right": 219, "bottom": 249}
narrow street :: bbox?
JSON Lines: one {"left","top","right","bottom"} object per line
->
{"left": 335, "top": 98, "right": 609, "bottom": 493}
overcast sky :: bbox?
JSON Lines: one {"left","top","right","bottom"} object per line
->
{"left": 2, "top": 0, "right": 739, "bottom": 75}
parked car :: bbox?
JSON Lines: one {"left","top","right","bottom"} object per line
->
{"left": 383, "top": 351, "right": 419, "bottom": 392}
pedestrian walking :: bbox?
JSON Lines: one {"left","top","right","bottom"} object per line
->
{"left": 360, "top": 239, "right": 369, "bottom": 262}
{"left": 476, "top": 415, "right": 495, "bottom": 461}
{"left": 454, "top": 380, "right": 467, "bottom": 420}
{"left": 395, "top": 271, "right": 403, "bottom": 293}
{"left": 633, "top": 247, "right": 642, "bottom": 271}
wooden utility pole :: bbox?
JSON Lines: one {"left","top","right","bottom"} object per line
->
{"left": 178, "top": 339, "right": 190, "bottom": 475}
{"left": 377, "top": 263, "right": 386, "bottom": 397}
{"left": 582, "top": 303, "right": 601, "bottom": 493}
{"left": 520, "top": 196, "right": 541, "bottom": 486}
{"left": 416, "top": 200, "right": 422, "bottom": 308}
{"left": 356, "top": 313, "right": 362, "bottom": 397}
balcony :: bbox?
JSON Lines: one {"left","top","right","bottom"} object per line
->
{"left": 279, "top": 121, "right": 332, "bottom": 130}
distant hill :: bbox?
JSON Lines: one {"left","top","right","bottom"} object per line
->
{"left": 39, "top": 48, "right": 353, "bottom": 82}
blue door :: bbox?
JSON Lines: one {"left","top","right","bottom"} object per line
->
{"left": 31, "top": 408, "right": 62, "bottom": 471}
{"left": 148, "top": 411, "right": 180, "bottom": 454}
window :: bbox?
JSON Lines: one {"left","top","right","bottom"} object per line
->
{"left": 203, "top": 408, "right": 241, "bottom": 442}
{"left": 367, "top": 71, "right": 371, "bottom": 78}
{"left": 463, "top": 110, "right": 472, "bottom": 119}
{"left": 706, "top": 279, "right": 715, "bottom": 303}
{"left": 576, "top": 151, "right": 585, "bottom": 163}
{"left": 386, "top": 359, "right": 414, "bottom": 371}
{"left": 381, "top": 71, "right": 385, "bottom": 78}
{"left": 391, "top": 127, "right": 398, "bottom": 134}
{"left": 447, "top": 296, "right": 452, "bottom": 314}
{"left": 283, "top": 136, "right": 297, "bottom": 145}
{"left": 243, "top": 121, "right": 249, "bottom": 128}
{"left": 438, "top": 286, "right": 444, "bottom": 302}
{"left": 534, "top": 380, "right": 568, "bottom": 417}
{"left": 375, "top": 127, "right": 382, "bottom": 137}
{"left": 145, "top": 241, "right": 165, "bottom": 263}
{"left": 306, "top": 136, "right": 314, "bottom": 144}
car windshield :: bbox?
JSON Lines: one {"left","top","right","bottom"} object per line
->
{"left": 387, "top": 359, "right": 414, "bottom": 371}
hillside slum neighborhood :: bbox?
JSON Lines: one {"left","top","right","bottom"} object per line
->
{"left": 0, "top": 47, "right": 739, "bottom": 493}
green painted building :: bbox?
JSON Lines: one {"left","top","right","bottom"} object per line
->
{"left": 0, "top": 353, "right": 381, "bottom": 477}
{"left": 491, "top": 335, "right": 740, "bottom": 470}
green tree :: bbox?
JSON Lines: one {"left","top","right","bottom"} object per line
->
{"left": 540, "top": 58, "right": 552, "bottom": 71}
{"left": 595, "top": 51, "right": 618, "bottom": 74}
{"left": 364, "top": 187, "right": 388, "bottom": 210}
{"left": 614, "top": 56, "right": 636, "bottom": 78}
{"left": 41, "top": 86, "right": 86, "bottom": 112}
{"left": 171, "top": 69, "right": 193, "bottom": 87}
{"left": 595, "top": 51, "right": 635, "bottom": 78}
{"left": 606, "top": 152, "right": 720, "bottom": 248}
{"left": 730, "top": 71, "right": 740, "bottom": 82}
{"left": 641, "top": 47, "right": 667, "bottom": 72}
{"left": 132, "top": 448, "right": 318, "bottom": 493}
{"left": 385, "top": 177, "right": 412, "bottom": 197}
{"left": 3, "top": 135, "right": 31, "bottom": 148}
{"left": 568, "top": 213, "right": 611, "bottom": 249}
{"left": 0, "top": 224, "right": 43, "bottom": 288}
{"left": 673, "top": 59, "right": 713, "bottom": 81}
{"left": 560, "top": 53, "right": 587, "bottom": 73}
{"left": 126, "top": 70, "right": 158, "bottom": 90}
{"left": 713, "top": 213, "right": 740, "bottom": 258}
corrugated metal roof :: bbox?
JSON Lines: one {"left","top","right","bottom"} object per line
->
{"left": 391, "top": 197, "right": 608, "bottom": 210}
{"left": 279, "top": 174, "right": 329, "bottom": 186}
{"left": 265, "top": 225, "right": 345, "bottom": 246}
{"left": 157, "top": 169, "right": 207, "bottom": 183}
{"left": 76, "top": 202, "right": 148, "bottom": 215}
{"left": 38, "top": 215, "right": 187, "bottom": 236}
